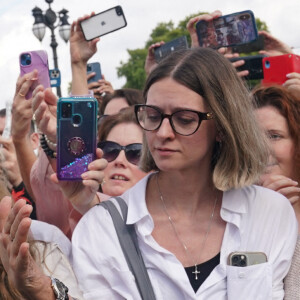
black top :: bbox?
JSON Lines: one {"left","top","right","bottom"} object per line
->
{"left": 185, "top": 252, "right": 220, "bottom": 293}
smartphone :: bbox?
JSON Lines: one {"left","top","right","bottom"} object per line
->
{"left": 154, "top": 36, "right": 189, "bottom": 63}
{"left": 228, "top": 252, "right": 267, "bottom": 267}
{"left": 232, "top": 34, "right": 265, "bottom": 53}
{"left": 262, "top": 54, "right": 300, "bottom": 85}
{"left": 229, "top": 54, "right": 266, "bottom": 80}
{"left": 87, "top": 62, "right": 103, "bottom": 84}
{"left": 80, "top": 6, "right": 127, "bottom": 41}
{"left": 196, "top": 10, "right": 258, "bottom": 49}
{"left": 57, "top": 98, "right": 98, "bottom": 181}
{"left": 19, "top": 50, "right": 51, "bottom": 100}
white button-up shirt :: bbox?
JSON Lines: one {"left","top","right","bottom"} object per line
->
{"left": 72, "top": 174, "right": 298, "bottom": 300}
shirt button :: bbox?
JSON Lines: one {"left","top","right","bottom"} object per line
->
{"left": 238, "top": 272, "right": 245, "bottom": 278}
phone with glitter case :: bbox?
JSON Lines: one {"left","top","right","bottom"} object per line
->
{"left": 57, "top": 97, "right": 98, "bottom": 181}
{"left": 19, "top": 50, "right": 51, "bottom": 100}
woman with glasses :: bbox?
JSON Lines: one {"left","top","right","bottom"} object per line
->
{"left": 2, "top": 47, "right": 297, "bottom": 299}
{"left": 97, "top": 107, "right": 147, "bottom": 196}
{"left": 72, "top": 47, "right": 297, "bottom": 299}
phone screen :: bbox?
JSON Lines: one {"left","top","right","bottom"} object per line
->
{"left": 196, "top": 10, "right": 258, "bottom": 49}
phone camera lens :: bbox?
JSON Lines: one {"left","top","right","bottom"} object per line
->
{"left": 116, "top": 6, "right": 122, "bottom": 16}
{"left": 62, "top": 103, "right": 72, "bottom": 118}
{"left": 72, "top": 114, "right": 82, "bottom": 126}
{"left": 87, "top": 65, "right": 92, "bottom": 72}
{"left": 265, "top": 60, "right": 271, "bottom": 69}
{"left": 240, "top": 259, "right": 246, "bottom": 267}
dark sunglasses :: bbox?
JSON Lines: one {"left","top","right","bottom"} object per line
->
{"left": 97, "top": 141, "right": 142, "bottom": 165}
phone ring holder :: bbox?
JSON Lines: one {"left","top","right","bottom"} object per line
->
{"left": 67, "top": 137, "right": 86, "bottom": 156}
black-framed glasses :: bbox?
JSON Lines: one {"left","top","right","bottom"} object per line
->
{"left": 97, "top": 141, "right": 142, "bottom": 165}
{"left": 135, "top": 104, "right": 214, "bottom": 136}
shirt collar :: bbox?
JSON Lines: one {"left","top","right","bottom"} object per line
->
{"left": 125, "top": 172, "right": 154, "bottom": 226}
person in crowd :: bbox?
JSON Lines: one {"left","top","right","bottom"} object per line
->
{"left": 97, "top": 107, "right": 147, "bottom": 196}
{"left": 87, "top": 72, "right": 114, "bottom": 106}
{"left": 0, "top": 72, "right": 40, "bottom": 219}
{"left": 99, "top": 88, "right": 144, "bottom": 117}
{"left": 5, "top": 46, "right": 297, "bottom": 299}
{"left": 30, "top": 14, "right": 145, "bottom": 237}
{"left": 253, "top": 85, "right": 300, "bottom": 299}
{"left": 0, "top": 197, "right": 84, "bottom": 300}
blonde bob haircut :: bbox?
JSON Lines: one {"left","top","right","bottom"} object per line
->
{"left": 139, "top": 47, "right": 269, "bottom": 191}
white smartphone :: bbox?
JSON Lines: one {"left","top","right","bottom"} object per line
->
{"left": 228, "top": 252, "right": 267, "bottom": 267}
{"left": 80, "top": 6, "right": 127, "bottom": 41}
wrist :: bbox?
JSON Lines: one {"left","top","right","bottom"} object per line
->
{"left": 21, "top": 275, "right": 56, "bottom": 300}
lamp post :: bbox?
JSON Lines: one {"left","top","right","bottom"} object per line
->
{"left": 32, "top": 0, "right": 71, "bottom": 97}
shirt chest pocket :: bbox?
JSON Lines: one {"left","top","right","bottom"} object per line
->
{"left": 226, "top": 263, "right": 272, "bottom": 300}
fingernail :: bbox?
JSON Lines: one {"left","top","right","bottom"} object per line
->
{"left": 81, "top": 173, "right": 88, "bottom": 179}
{"left": 286, "top": 73, "right": 292, "bottom": 78}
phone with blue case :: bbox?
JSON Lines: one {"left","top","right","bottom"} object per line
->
{"left": 87, "top": 62, "right": 102, "bottom": 84}
{"left": 196, "top": 10, "right": 258, "bottom": 49}
{"left": 57, "top": 97, "right": 98, "bottom": 181}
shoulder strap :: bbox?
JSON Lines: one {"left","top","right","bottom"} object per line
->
{"left": 99, "top": 197, "right": 156, "bottom": 300}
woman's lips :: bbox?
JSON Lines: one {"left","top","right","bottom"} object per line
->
{"left": 156, "top": 147, "right": 178, "bottom": 155}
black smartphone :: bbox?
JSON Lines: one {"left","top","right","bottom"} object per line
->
{"left": 229, "top": 54, "right": 266, "bottom": 80}
{"left": 232, "top": 35, "right": 265, "bottom": 53}
{"left": 196, "top": 10, "right": 258, "bottom": 49}
{"left": 57, "top": 98, "right": 98, "bottom": 181}
{"left": 87, "top": 62, "right": 103, "bottom": 84}
{"left": 80, "top": 6, "right": 127, "bottom": 41}
{"left": 154, "top": 36, "right": 189, "bottom": 62}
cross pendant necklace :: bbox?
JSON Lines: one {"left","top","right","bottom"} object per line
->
{"left": 156, "top": 173, "right": 218, "bottom": 281}
{"left": 192, "top": 265, "right": 201, "bottom": 280}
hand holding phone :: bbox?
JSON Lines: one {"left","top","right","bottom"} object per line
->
{"left": 262, "top": 54, "right": 300, "bottom": 85}
{"left": 80, "top": 6, "right": 127, "bottom": 41}
{"left": 19, "top": 50, "right": 51, "bottom": 99}
{"left": 87, "top": 62, "right": 103, "bottom": 84}
{"left": 57, "top": 98, "right": 98, "bottom": 181}
{"left": 229, "top": 54, "right": 266, "bottom": 80}
{"left": 196, "top": 10, "right": 258, "bottom": 49}
{"left": 154, "top": 36, "right": 189, "bottom": 62}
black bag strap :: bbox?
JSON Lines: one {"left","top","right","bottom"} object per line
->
{"left": 99, "top": 197, "right": 156, "bottom": 300}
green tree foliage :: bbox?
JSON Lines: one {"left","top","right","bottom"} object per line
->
{"left": 117, "top": 13, "right": 268, "bottom": 90}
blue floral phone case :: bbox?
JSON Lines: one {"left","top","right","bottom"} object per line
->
{"left": 57, "top": 97, "right": 98, "bottom": 181}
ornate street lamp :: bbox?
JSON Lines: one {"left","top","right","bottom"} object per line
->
{"left": 32, "top": 0, "right": 71, "bottom": 97}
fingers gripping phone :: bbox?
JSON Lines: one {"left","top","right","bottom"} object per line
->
{"left": 154, "top": 36, "right": 189, "bottom": 63}
{"left": 228, "top": 252, "right": 267, "bottom": 267}
{"left": 80, "top": 6, "right": 127, "bottom": 41}
{"left": 19, "top": 50, "right": 51, "bottom": 100}
{"left": 229, "top": 54, "right": 266, "bottom": 80}
{"left": 196, "top": 10, "right": 258, "bottom": 49}
{"left": 87, "top": 62, "right": 103, "bottom": 84}
{"left": 57, "top": 98, "right": 98, "bottom": 181}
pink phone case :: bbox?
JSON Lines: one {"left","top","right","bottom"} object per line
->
{"left": 19, "top": 50, "right": 51, "bottom": 99}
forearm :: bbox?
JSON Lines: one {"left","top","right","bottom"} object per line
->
{"left": 13, "top": 137, "right": 37, "bottom": 201}
{"left": 71, "top": 61, "right": 89, "bottom": 96}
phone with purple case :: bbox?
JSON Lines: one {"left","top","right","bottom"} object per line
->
{"left": 19, "top": 50, "right": 51, "bottom": 100}
{"left": 57, "top": 97, "right": 98, "bottom": 181}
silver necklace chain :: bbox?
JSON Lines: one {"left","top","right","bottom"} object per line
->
{"left": 156, "top": 173, "right": 218, "bottom": 280}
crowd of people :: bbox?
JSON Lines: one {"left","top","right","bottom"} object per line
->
{"left": 0, "top": 9, "right": 299, "bottom": 300}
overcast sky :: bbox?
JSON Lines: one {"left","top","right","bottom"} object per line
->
{"left": 0, "top": 0, "right": 300, "bottom": 109}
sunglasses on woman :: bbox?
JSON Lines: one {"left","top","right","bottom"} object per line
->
{"left": 97, "top": 141, "right": 142, "bottom": 165}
